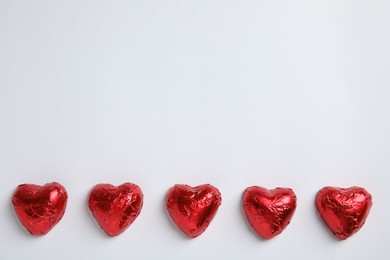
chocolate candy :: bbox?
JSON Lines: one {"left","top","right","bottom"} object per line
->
{"left": 12, "top": 182, "right": 68, "bottom": 235}
{"left": 88, "top": 183, "right": 143, "bottom": 237}
{"left": 242, "top": 186, "right": 297, "bottom": 239}
{"left": 316, "top": 186, "right": 373, "bottom": 240}
{"left": 166, "top": 184, "right": 221, "bottom": 238}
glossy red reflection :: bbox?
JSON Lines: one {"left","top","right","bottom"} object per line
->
{"left": 12, "top": 182, "right": 68, "bottom": 236}
{"left": 315, "top": 186, "right": 372, "bottom": 240}
{"left": 166, "top": 184, "right": 221, "bottom": 238}
{"left": 88, "top": 183, "right": 143, "bottom": 237}
{"left": 242, "top": 186, "right": 297, "bottom": 239}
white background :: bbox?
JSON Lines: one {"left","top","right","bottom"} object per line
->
{"left": 0, "top": 1, "right": 389, "bottom": 259}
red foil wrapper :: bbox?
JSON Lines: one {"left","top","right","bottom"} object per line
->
{"left": 242, "top": 186, "right": 297, "bottom": 239}
{"left": 12, "top": 182, "right": 68, "bottom": 236}
{"left": 316, "top": 186, "right": 373, "bottom": 240}
{"left": 166, "top": 184, "right": 221, "bottom": 238}
{"left": 88, "top": 183, "right": 143, "bottom": 237}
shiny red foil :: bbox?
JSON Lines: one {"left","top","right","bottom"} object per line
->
{"left": 88, "top": 183, "right": 143, "bottom": 237}
{"left": 166, "top": 184, "right": 221, "bottom": 238}
{"left": 12, "top": 182, "right": 68, "bottom": 236}
{"left": 316, "top": 186, "right": 373, "bottom": 240}
{"left": 242, "top": 186, "right": 297, "bottom": 239}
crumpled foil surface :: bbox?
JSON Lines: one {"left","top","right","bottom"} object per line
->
{"left": 88, "top": 183, "right": 143, "bottom": 237}
{"left": 316, "top": 186, "right": 372, "bottom": 240}
{"left": 12, "top": 182, "right": 68, "bottom": 236}
{"left": 166, "top": 184, "right": 221, "bottom": 238}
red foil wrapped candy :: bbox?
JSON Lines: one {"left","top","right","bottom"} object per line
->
{"left": 12, "top": 182, "right": 68, "bottom": 236}
{"left": 315, "top": 186, "right": 373, "bottom": 240}
{"left": 88, "top": 183, "right": 143, "bottom": 237}
{"left": 166, "top": 184, "right": 221, "bottom": 238}
{"left": 242, "top": 186, "right": 297, "bottom": 239}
